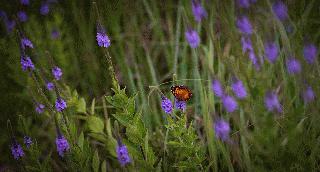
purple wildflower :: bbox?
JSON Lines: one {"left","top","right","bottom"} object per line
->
{"left": 211, "top": 79, "right": 224, "bottom": 98}
{"left": 21, "top": 56, "right": 35, "bottom": 71}
{"left": 55, "top": 135, "right": 70, "bottom": 157}
{"left": 116, "top": 143, "right": 131, "bottom": 166}
{"left": 264, "top": 91, "right": 282, "bottom": 113}
{"left": 21, "top": 0, "right": 29, "bottom": 5}
{"left": 175, "top": 99, "right": 186, "bottom": 111}
{"left": 52, "top": 66, "right": 62, "bottom": 80}
{"left": 11, "top": 142, "right": 24, "bottom": 160}
{"left": 46, "top": 82, "right": 54, "bottom": 91}
{"left": 222, "top": 95, "right": 238, "bottom": 113}
{"left": 5, "top": 19, "right": 16, "bottom": 33}
{"left": 17, "top": 11, "right": 28, "bottom": 22}
{"left": 40, "top": 3, "right": 50, "bottom": 15}
{"left": 21, "top": 38, "right": 34, "bottom": 49}
{"left": 55, "top": 98, "right": 67, "bottom": 112}
{"left": 303, "top": 43, "right": 317, "bottom": 64}
{"left": 303, "top": 86, "right": 315, "bottom": 103}
{"left": 161, "top": 96, "right": 173, "bottom": 114}
{"left": 51, "top": 29, "right": 60, "bottom": 39}
{"left": 96, "top": 26, "right": 111, "bottom": 48}
{"left": 24, "top": 136, "right": 32, "bottom": 148}
{"left": 264, "top": 42, "right": 279, "bottom": 63}
{"left": 231, "top": 78, "right": 247, "bottom": 99}
{"left": 272, "top": 1, "right": 288, "bottom": 21}
{"left": 237, "top": 0, "right": 250, "bottom": 8}
{"left": 192, "top": 0, "right": 207, "bottom": 22}
{"left": 214, "top": 119, "right": 230, "bottom": 141}
{"left": 236, "top": 16, "right": 253, "bottom": 35}
{"left": 248, "top": 50, "right": 260, "bottom": 70}
{"left": 286, "top": 58, "right": 301, "bottom": 75}
{"left": 35, "top": 104, "right": 45, "bottom": 114}
{"left": 241, "top": 36, "right": 253, "bottom": 53}
{"left": 185, "top": 29, "right": 200, "bottom": 48}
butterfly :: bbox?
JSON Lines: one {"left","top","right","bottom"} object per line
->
{"left": 171, "top": 85, "right": 193, "bottom": 101}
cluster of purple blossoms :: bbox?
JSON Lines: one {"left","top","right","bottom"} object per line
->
{"left": 21, "top": 38, "right": 34, "bottom": 49}
{"left": 185, "top": 29, "right": 200, "bottom": 48}
{"left": 17, "top": 11, "right": 28, "bottom": 22}
{"left": 231, "top": 78, "right": 247, "bottom": 99}
{"left": 241, "top": 37, "right": 253, "bottom": 53}
{"left": 175, "top": 99, "right": 186, "bottom": 111}
{"left": 211, "top": 79, "right": 224, "bottom": 98}
{"left": 24, "top": 136, "right": 32, "bottom": 148}
{"left": 272, "top": 1, "right": 288, "bottom": 21}
{"left": 56, "top": 135, "right": 70, "bottom": 157}
{"left": 191, "top": 0, "right": 207, "bottom": 22}
{"left": 96, "top": 25, "right": 111, "bottom": 48}
{"left": 214, "top": 118, "right": 230, "bottom": 141}
{"left": 236, "top": 0, "right": 257, "bottom": 8}
{"left": 46, "top": 82, "right": 55, "bottom": 91}
{"left": 55, "top": 98, "right": 67, "bottom": 112}
{"left": 222, "top": 95, "right": 238, "bottom": 113}
{"left": 236, "top": 16, "right": 253, "bottom": 35}
{"left": 52, "top": 66, "right": 62, "bottom": 80}
{"left": 40, "top": 2, "right": 50, "bottom": 15}
{"left": 303, "top": 43, "right": 317, "bottom": 64}
{"left": 11, "top": 142, "right": 24, "bottom": 160}
{"left": 116, "top": 143, "right": 131, "bottom": 166}
{"left": 161, "top": 96, "right": 173, "bottom": 114}
{"left": 303, "top": 86, "right": 315, "bottom": 104}
{"left": 264, "top": 42, "right": 279, "bottom": 63}
{"left": 0, "top": 11, "right": 16, "bottom": 33}
{"left": 21, "top": 0, "right": 29, "bottom": 5}
{"left": 264, "top": 91, "right": 282, "bottom": 113}
{"left": 286, "top": 58, "right": 301, "bottom": 75}
{"left": 21, "top": 56, "right": 35, "bottom": 71}
{"left": 35, "top": 103, "right": 45, "bottom": 114}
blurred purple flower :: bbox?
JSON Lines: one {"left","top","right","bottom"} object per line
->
{"left": 231, "top": 78, "right": 247, "bottom": 99}
{"left": 40, "top": 3, "right": 50, "bottom": 15}
{"left": 248, "top": 50, "right": 260, "bottom": 70}
{"left": 55, "top": 98, "right": 67, "bottom": 112}
{"left": 192, "top": 0, "right": 207, "bottom": 22}
{"left": 116, "top": 143, "right": 131, "bottom": 166}
{"left": 56, "top": 135, "right": 70, "bottom": 157}
{"left": 5, "top": 19, "right": 16, "bottom": 33}
{"left": 241, "top": 36, "right": 253, "bottom": 53}
{"left": 303, "top": 86, "right": 315, "bottom": 103}
{"left": 24, "top": 136, "right": 32, "bottom": 148}
{"left": 51, "top": 29, "right": 60, "bottom": 39}
{"left": 161, "top": 96, "right": 173, "bottom": 114}
{"left": 222, "top": 95, "right": 238, "bottom": 113}
{"left": 17, "top": 11, "right": 28, "bottom": 22}
{"left": 21, "top": 0, "right": 29, "bottom": 5}
{"left": 35, "top": 104, "right": 45, "bottom": 114}
{"left": 52, "top": 66, "right": 62, "bottom": 80}
{"left": 272, "top": 1, "right": 288, "bottom": 21}
{"left": 237, "top": 0, "right": 250, "bottom": 8}
{"left": 46, "top": 82, "right": 54, "bottom": 91}
{"left": 21, "top": 56, "right": 35, "bottom": 71}
{"left": 175, "top": 99, "right": 186, "bottom": 111}
{"left": 286, "top": 58, "right": 301, "bottom": 75}
{"left": 264, "top": 42, "right": 279, "bottom": 63}
{"left": 303, "top": 43, "right": 317, "bottom": 64}
{"left": 236, "top": 16, "right": 253, "bottom": 35}
{"left": 214, "top": 118, "right": 230, "bottom": 141}
{"left": 211, "top": 79, "right": 224, "bottom": 98}
{"left": 21, "top": 38, "right": 34, "bottom": 49}
{"left": 96, "top": 32, "right": 111, "bottom": 48}
{"left": 264, "top": 91, "right": 282, "bottom": 113}
{"left": 185, "top": 29, "right": 200, "bottom": 48}
{"left": 11, "top": 142, "right": 24, "bottom": 160}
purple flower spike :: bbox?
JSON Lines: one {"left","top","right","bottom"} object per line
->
{"left": 116, "top": 143, "right": 131, "bottom": 166}
{"left": 286, "top": 58, "right": 301, "bottom": 75}
{"left": 5, "top": 20, "right": 16, "bottom": 33}
{"left": 175, "top": 99, "right": 186, "bottom": 111}
{"left": 21, "top": 38, "right": 34, "bottom": 49}
{"left": 264, "top": 42, "right": 279, "bottom": 63}
{"left": 231, "top": 78, "right": 247, "bottom": 99}
{"left": 185, "top": 29, "right": 200, "bottom": 48}
{"left": 192, "top": 0, "right": 207, "bottom": 22}
{"left": 51, "top": 29, "right": 60, "bottom": 39}
{"left": 264, "top": 91, "right": 282, "bottom": 113}
{"left": 237, "top": 0, "right": 250, "bottom": 8}
{"left": 52, "top": 66, "right": 62, "bottom": 80}
{"left": 303, "top": 43, "right": 317, "bottom": 64}
{"left": 21, "top": 56, "right": 35, "bottom": 71}
{"left": 11, "top": 142, "right": 24, "bottom": 160}
{"left": 24, "top": 136, "right": 32, "bottom": 148}
{"left": 303, "top": 86, "right": 315, "bottom": 104}
{"left": 46, "top": 82, "right": 55, "bottom": 91}
{"left": 222, "top": 95, "right": 238, "bottom": 113}
{"left": 236, "top": 16, "right": 253, "bottom": 35}
{"left": 211, "top": 79, "right": 224, "bottom": 98}
{"left": 241, "top": 36, "right": 253, "bottom": 53}
{"left": 18, "top": 11, "right": 28, "bottom": 22}
{"left": 248, "top": 51, "right": 260, "bottom": 70}
{"left": 214, "top": 119, "right": 230, "bottom": 141}
{"left": 96, "top": 25, "right": 111, "bottom": 48}
{"left": 161, "top": 96, "right": 173, "bottom": 114}
{"left": 40, "top": 3, "right": 50, "bottom": 15}
{"left": 21, "top": 0, "right": 29, "bottom": 5}
{"left": 56, "top": 135, "right": 70, "bottom": 157}
{"left": 272, "top": 1, "right": 288, "bottom": 21}
{"left": 55, "top": 98, "right": 67, "bottom": 112}
{"left": 35, "top": 104, "right": 45, "bottom": 114}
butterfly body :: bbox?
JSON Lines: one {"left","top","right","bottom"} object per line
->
{"left": 171, "top": 85, "right": 193, "bottom": 101}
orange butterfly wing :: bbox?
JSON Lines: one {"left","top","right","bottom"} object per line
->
{"left": 171, "top": 85, "right": 192, "bottom": 101}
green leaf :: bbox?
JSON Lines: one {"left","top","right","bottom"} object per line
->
{"left": 77, "top": 97, "right": 86, "bottom": 114}
{"left": 91, "top": 98, "right": 96, "bottom": 115}
{"left": 78, "top": 132, "right": 84, "bottom": 150}
{"left": 101, "top": 160, "right": 107, "bottom": 172}
{"left": 92, "top": 150, "right": 100, "bottom": 172}
{"left": 87, "top": 116, "right": 104, "bottom": 134}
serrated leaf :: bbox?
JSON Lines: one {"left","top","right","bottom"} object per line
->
{"left": 77, "top": 98, "right": 86, "bottom": 114}
{"left": 92, "top": 150, "right": 100, "bottom": 172}
{"left": 87, "top": 116, "right": 104, "bottom": 134}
